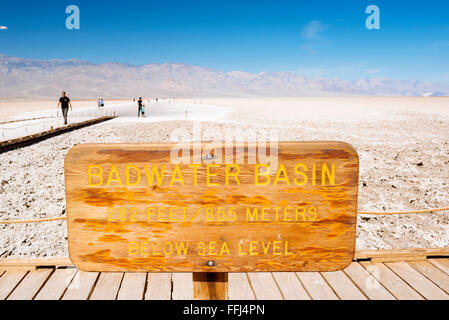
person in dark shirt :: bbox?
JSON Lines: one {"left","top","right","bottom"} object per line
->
{"left": 137, "top": 97, "right": 143, "bottom": 117}
{"left": 57, "top": 91, "right": 72, "bottom": 125}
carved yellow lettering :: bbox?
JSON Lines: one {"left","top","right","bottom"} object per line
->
{"left": 189, "top": 164, "right": 201, "bottom": 186}
{"left": 128, "top": 241, "right": 139, "bottom": 256}
{"left": 261, "top": 207, "right": 270, "bottom": 221}
{"left": 322, "top": 163, "right": 335, "bottom": 185}
{"left": 141, "top": 242, "right": 149, "bottom": 256}
{"left": 274, "top": 207, "right": 281, "bottom": 220}
{"left": 238, "top": 242, "right": 247, "bottom": 255}
{"left": 225, "top": 164, "right": 241, "bottom": 186}
{"left": 206, "top": 208, "right": 214, "bottom": 222}
{"left": 220, "top": 242, "right": 230, "bottom": 256}
{"left": 246, "top": 207, "right": 258, "bottom": 221}
{"left": 88, "top": 165, "right": 103, "bottom": 186}
{"left": 158, "top": 207, "right": 168, "bottom": 222}
{"left": 198, "top": 242, "right": 206, "bottom": 256}
{"left": 163, "top": 242, "right": 173, "bottom": 255}
{"left": 294, "top": 163, "right": 308, "bottom": 186}
{"left": 262, "top": 242, "right": 271, "bottom": 255}
{"left": 170, "top": 165, "right": 185, "bottom": 186}
{"left": 176, "top": 242, "right": 189, "bottom": 256}
{"left": 106, "top": 165, "right": 123, "bottom": 186}
{"left": 273, "top": 241, "right": 282, "bottom": 256}
{"left": 206, "top": 164, "right": 219, "bottom": 186}
{"left": 284, "top": 207, "right": 293, "bottom": 221}
{"left": 312, "top": 163, "right": 317, "bottom": 186}
{"left": 273, "top": 164, "right": 290, "bottom": 185}
{"left": 151, "top": 242, "right": 159, "bottom": 255}
{"left": 147, "top": 207, "right": 156, "bottom": 221}
{"left": 145, "top": 164, "right": 165, "bottom": 186}
{"left": 249, "top": 241, "right": 259, "bottom": 256}
{"left": 296, "top": 207, "right": 306, "bottom": 221}
{"left": 285, "top": 241, "right": 294, "bottom": 255}
{"left": 209, "top": 241, "right": 217, "bottom": 255}
{"left": 255, "top": 164, "right": 270, "bottom": 186}
{"left": 169, "top": 207, "right": 179, "bottom": 222}
{"left": 308, "top": 206, "right": 317, "bottom": 221}
{"left": 126, "top": 165, "right": 141, "bottom": 186}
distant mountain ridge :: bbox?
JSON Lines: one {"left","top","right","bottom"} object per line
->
{"left": 0, "top": 54, "right": 448, "bottom": 99}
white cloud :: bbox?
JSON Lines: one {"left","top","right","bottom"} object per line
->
{"left": 301, "top": 21, "right": 327, "bottom": 39}
{"left": 0, "top": 26, "right": 8, "bottom": 30}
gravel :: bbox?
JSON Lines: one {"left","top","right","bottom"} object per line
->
{"left": 1, "top": 113, "right": 448, "bottom": 257}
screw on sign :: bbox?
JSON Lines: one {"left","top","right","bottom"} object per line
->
{"left": 64, "top": 141, "right": 359, "bottom": 299}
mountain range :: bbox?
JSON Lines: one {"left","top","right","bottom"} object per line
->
{"left": 0, "top": 54, "right": 448, "bottom": 99}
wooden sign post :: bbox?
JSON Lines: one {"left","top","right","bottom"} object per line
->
{"left": 65, "top": 142, "right": 359, "bottom": 300}
{"left": 193, "top": 272, "right": 228, "bottom": 300}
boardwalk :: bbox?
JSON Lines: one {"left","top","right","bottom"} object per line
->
{"left": 1, "top": 258, "right": 448, "bottom": 300}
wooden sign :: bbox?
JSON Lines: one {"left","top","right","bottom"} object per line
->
{"left": 65, "top": 142, "right": 359, "bottom": 272}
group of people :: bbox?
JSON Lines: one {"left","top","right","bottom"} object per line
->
{"left": 137, "top": 97, "right": 146, "bottom": 117}
{"left": 57, "top": 91, "right": 107, "bottom": 125}
{"left": 97, "top": 98, "right": 105, "bottom": 110}
{"left": 134, "top": 97, "right": 165, "bottom": 117}
{"left": 57, "top": 91, "right": 159, "bottom": 124}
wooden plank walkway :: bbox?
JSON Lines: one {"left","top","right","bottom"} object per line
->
{"left": 0, "top": 116, "right": 116, "bottom": 154}
{"left": 1, "top": 258, "right": 448, "bottom": 300}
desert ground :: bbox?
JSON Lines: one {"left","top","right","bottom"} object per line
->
{"left": 0, "top": 97, "right": 448, "bottom": 258}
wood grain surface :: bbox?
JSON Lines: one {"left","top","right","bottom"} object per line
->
{"left": 193, "top": 272, "right": 228, "bottom": 300}
{"left": 65, "top": 142, "right": 358, "bottom": 272}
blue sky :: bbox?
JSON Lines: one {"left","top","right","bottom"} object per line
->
{"left": 1, "top": 0, "right": 449, "bottom": 84}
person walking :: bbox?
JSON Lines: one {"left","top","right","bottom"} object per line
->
{"left": 100, "top": 98, "right": 105, "bottom": 109}
{"left": 137, "top": 97, "right": 143, "bottom": 117}
{"left": 57, "top": 91, "right": 72, "bottom": 125}
{"left": 97, "top": 98, "right": 101, "bottom": 110}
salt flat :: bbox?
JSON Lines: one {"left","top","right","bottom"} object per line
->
{"left": 0, "top": 100, "right": 128, "bottom": 141}
{"left": 0, "top": 97, "right": 448, "bottom": 258}
{"left": 0, "top": 99, "right": 129, "bottom": 121}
